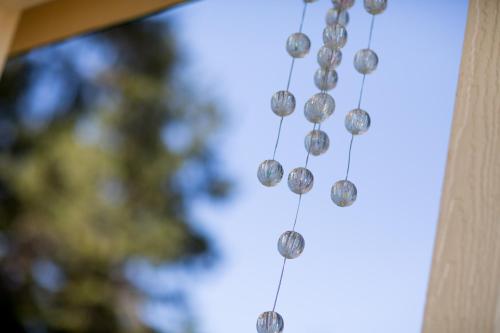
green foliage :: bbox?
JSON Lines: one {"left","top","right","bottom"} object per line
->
{"left": 0, "top": 17, "right": 229, "bottom": 333}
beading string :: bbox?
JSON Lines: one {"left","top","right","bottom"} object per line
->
{"left": 344, "top": 15, "right": 376, "bottom": 181}
{"left": 272, "top": 258, "right": 287, "bottom": 312}
{"left": 259, "top": 2, "right": 388, "bottom": 331}
{"left": 271, "top": 3, "right": 356, "bottom": 311}
{"left": 270, "top": 1, "right": 354, "bottom": 313}
{"left": 272, "top": 2, "right": 308, "bottom": 161}
{"left": 266, "top": 1, "right": 311, "bottom": 313}
{"left": 271, "top": 121, "right": 316, "bottom": 311}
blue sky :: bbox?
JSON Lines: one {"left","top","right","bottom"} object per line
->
{"left": 154, "top": 1, "right": 468, "bottom": 332}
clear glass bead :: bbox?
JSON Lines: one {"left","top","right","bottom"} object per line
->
{"left": 257, "top": 160, "right": 283, "bottom": 187}
{"left": 304, "top": 93, "right": 335, "bottom": 123}
{"left": 271, "top": 91, "right": 296, "bottom": 117}
{"left": 314, "top": 68, "right": 338, "bottom": 91}
{"left": 326, "top": 8, "right": 349, "bottom": 26}
{"left": 354, "top": 48, "right": 378, "bottom": 74}
{"left": 286, "top": 33, "right": 311, "bottom": 58}
{"left": 256, "top": 311, "right": 284, "bottom": 333}
{"left": 345, "top": 109, "right": 371, "bottom": 135}
{"left": 331, "top": 0, "right": 355, "bottom": 10}
{"left": 364, "top": 0, "right": 387, "bottom": 14}
{"left": 288, "top": 167, "right": 314, "bottom": 194}
{"left": 317, "top": 46, "right": 342, "bottom": 69}
{"left": 278, "top": 231, "right": 305, "bottom": 259}
{"left": 331, "top": 180, "right": 357, "bottom": 207}
{"left": 305, "top": 129, "right": 330, "bottom": 156}
{"left": 323, "top": 24, "right": 348, "bottom": 49}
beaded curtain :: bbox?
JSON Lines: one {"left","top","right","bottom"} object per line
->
{"left": 256, "top": 1, "right": 387, "bottom": 332}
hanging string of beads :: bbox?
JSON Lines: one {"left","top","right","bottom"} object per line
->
{"left": 304, "top": 0, "right": 354, "bottom": 157}
{"left": 256, "top": 1, "right": 355, "bottom": 333}
{"left": 257, "top": 0, "right": 315, "bottom": 188}
{"left": 331, "top": 0, "right": 387, "bottom": 208}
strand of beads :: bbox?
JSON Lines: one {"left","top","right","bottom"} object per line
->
{"left": 256, "top": 2, "right": 355, "bottom": 333}
{"left": 287, "top": 1, "right": 355, "bottom": 204}
{"left": 331, "top": 0, "right": 388, "bottom": 208}
{"left": 304, "top": 0, "right": 354, "bottom": 158}
{"left": 257, "top": 0, "right": 315, "bottom": 189}
{"left": 256, "top": 2, "right": 317, "bottom": 333}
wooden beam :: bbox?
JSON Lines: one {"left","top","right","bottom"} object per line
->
{"left": 0, "top": 0, "right": 48, "bottom": 10}
{"left": 0, "top": 5, "right": 19, "bottom": 74}
{"left": 422, "top": 0, "right": 500, "bottom": 332}
{"left": 9, "top": 0, "right": 186, "bottom": 56}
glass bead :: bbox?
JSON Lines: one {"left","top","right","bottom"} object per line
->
{"left": 286, "top": 33, "right": 311, "bottom": 58}
{"left": 326, "top": 8, "right": 349, "bottom": 26}
{"left": 331, "top": 180, "right": 357, "bottom": 207}
{"left": 271, "top": 91, "right": 296, "bottom": 117}
{"left": 304, "top": 0, "right": 318, "bottom": 2}
{"left": 317, "top": 46, "right": 342, "bottom": 69}
{"left": 354, "top": 48, "right": 379, "bottom": 74}
{"left": 257, "top": 160, "right": 283, "bottom": 187}
{"left": 345, "top": 109, "right": 371, "bottom": 135}
{"left": 331, "top": 0, "right": 355, "bottom": 10}
{"left": 314, "top": 68, "right": 338, "bottom": 91}
{"left": 278, "top": 231, "right": 305, "bottom": 259}
{"left": 305, "top": 129, "right": 330, "bottom": 156}
{"left": 364, "top": 0, "right": 387, "bottom": 14}
{"left": 304, "top": 92, "right": 335, "bottom": 123}
{"left": 288, "top": 167, "right": 314, "bottom": 194}
{"left": 256, "top": 311, "right": 284, "bottom": 333}
{"left": 323, "top": 24, "right": 348, "bottom": 49}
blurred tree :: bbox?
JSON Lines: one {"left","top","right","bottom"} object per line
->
{"left": 0, "top": 17, "right": 229, "bottom": 333}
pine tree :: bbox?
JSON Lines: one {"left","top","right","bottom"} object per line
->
{"left": 0, "top": 18, "right": 229, "bottom": 333}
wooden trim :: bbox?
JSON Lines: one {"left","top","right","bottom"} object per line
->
{"left": 422, "top": 0, "right": 500, "bottom": 332}
{"left": 9, "top": 0, "right": 186, "bottom": 56}
{"left": 0, "top": 0, "right": 48, "bottom": 10}
{"left": 0, "top": 5, "right": 19, "bottom": 74}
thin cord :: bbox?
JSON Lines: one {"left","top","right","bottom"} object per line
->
{"left": 367, "top": 15, "right": 376, "bottom": 49}
{"left": 357, "top": 75, "right": 367, "bottom": 109}
{"left": 357, "top": 16, "right": 375, "bottom": 110}
{"left": 304, "top": 123, "right": 317, "bottom": 168}
{"left": 285, "top": 58, "right": 296, "bottom": 92}
{"left": 272, "top": 117, "right": 284, "bottom": 160}
{"left": 298, "top": 2, "right": 308, "bottom": 33}
{"left": 345, "top": 134, "right": 354, "bottom": 180}
{"left": 272, "top": 258, "right": 287, "bottom": 312}
{"left": 291, "top": 195, "right": 303, "bottom": 231}
{"left": 271, "top": 2, "right": 308, "bottom": 160}
{"left": 292, "top": 122, "right": 316, "bottom": 232}
{"left": 344, "top": 15, "right": 376, "bottom": 181}
{"left": 271, "top": 120, "right": 315, "bottom": 310}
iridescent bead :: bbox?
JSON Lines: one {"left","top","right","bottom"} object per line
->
{"left": 286, "top": 33, "right": 311, "bottom": 58}
{"left": 331, "top": 0, "right": 355, "bottom": 10}
{"left": 256, "top": 311, "right": 284, "bottom": 333}
{"left": 304, "top": 93, "right": 335, "bottom": 123}
{"left": 288, "top": 167, "right": 314, "bottom": 194}
{"left": 345, "top": 109, "right": 371, "bottom": 135}
{"left": 317, "top": 46, "right": 342, "bottom": 69}
{"left": 323, "top": 24, "right": 348, "bottom": 49}
{"left": 305, "top": 129, "right": 330, "bottom": 156}
{"left": 354, "top": 48, "right": 378, "bottom": 74}
{"left": 271, "top": 91, "right": 296, "bottom": 117}
{"left": 331, "top": 180, "right": 357, "bottom": 207}
{"left": 257, "top": 160, "right": 283, "bottom": 187}
{"left": 326, "top": 8, "right": 349, "bottom": 26}
{"left": 364, "top": 0, "right": 387, "bottom": 14}
{"left": 314, "top": 68, "right": 338, "bottom": 91}
{"left": 278, "top": 231, "right": 305, "bottom": 259}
